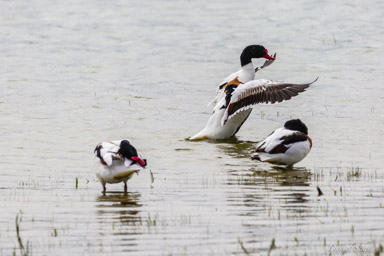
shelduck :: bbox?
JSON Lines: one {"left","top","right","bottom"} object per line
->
{"left": 94, "top": 140, "right": 147, "bottom": 193}
{"left": 190, "top": 45, "right": 317, "bottom": 140}
{"left": 250, "top": 119, "right": 312, "bottom": 167}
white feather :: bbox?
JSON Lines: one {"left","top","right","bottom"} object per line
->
{"left": 251, "top": 128, "right": 311, "bottom": 166}
{"left": 256, "top": 128, "right": 287, "bottom": 151}
{"left": 124, "top": 158, "right": 133, "bottom": 167}
{"left": 103, "top": 153, "right": 113, "bottom": 166}
{"left": 215, "top": 69, "right": 241, "bottom": 93}
{"left": 94, "top": 140, "right": 146, "bottom": 190}
{"left": 221, "top": 78, "right": 315, "bottom": 125}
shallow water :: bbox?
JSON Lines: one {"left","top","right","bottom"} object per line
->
{"left": 1, "top": 0, "right": 384, "bottom": 255}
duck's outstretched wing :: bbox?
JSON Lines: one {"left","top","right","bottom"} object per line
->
{"left": 210, "top": 54, "right": 277, "bottom": 107}
{"left": 222, "top": 77, "right": 318, "bottom": 125}
{"left": 254, "top": 53, "right": 276, "bottom": 73}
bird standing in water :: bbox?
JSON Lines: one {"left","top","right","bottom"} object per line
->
{"left": 190, "top": 45, "right": 317, "bottom": 140}
{"left": 251, "top": 119, "right": 312, "bottom": 167}
{"left": 94, "top": 140, "right": 147, "bottom": 193}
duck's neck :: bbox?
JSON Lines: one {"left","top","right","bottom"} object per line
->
{"left": 239, "top": 62, "right": 255, "bottom": 82}
{"left": 241, "top": 62, "right": 254, "bottom": 72}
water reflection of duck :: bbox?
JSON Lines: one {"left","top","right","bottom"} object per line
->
{"left": 94, "top": 140, "right": 147, "bottom": 193}
{"left": 259, "top": 167, "right": 312, "bottom": 206}
{"left": 226, "top": 167, "right": 312, "bottom": 210}
{"left": 227, "top": 167, "right": 311, "bottom": 188}
{"left": 190, "top": 45, "right": 317, "bottom": 140}
{"left": 96, "top": 192, "right": 143, "bottom": 227}
{"left": 254, "top": 167, "right": 311, "bottom": 188}
{"left": 214, "top": 138, "right": 256, "bottom": 159}
{"left": 96, "top": 192, "right": 142, "bottom": 209}
{"left": 251, "top": 119, "right": 312, "bottom": 167}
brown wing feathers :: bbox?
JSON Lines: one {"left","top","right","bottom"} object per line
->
{"left": 256, "top": 132, "right": 308, "bottom": 155}
{"left": 227, "top": 80, "right": 315, "bottom": 118}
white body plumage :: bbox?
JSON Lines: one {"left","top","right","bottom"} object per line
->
{"left": 251, "top": 120, "right": 312, "bottom": 167}
{"left": 189, "top": 45, "right": 316, "bottom": 140}
{"left": 190, "top": 63, "right": 256, "bottom": 140}
{"left": 94, "top": 140, "right": 146, "bottom": 192}
{"left": 190, "top": 75, "right": 316, "bottom": 140}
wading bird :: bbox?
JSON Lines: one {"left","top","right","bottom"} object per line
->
{"left": 250, "top": 119, "right": 312, "bottom": 167}
{"left": 94, "top": 140, "right": 147, "bottom": 193}
{"left": 190, "top": 45, "right": 317, "bottom": 140}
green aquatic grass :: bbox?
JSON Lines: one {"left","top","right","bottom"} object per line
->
{"left": 375, "top": 244, "right": 383, "bottom": 256}
{"left": 267, "top": 238, "right": 276, "bottom": 256}
{"left": 52, "top": 228, "right": 58, "bottom": 237}
{"left": 347, "top": 166, "right": 362, "bottom": 180}
{"left": 238, "top": 238, "right": 250, "bottom": 255}
{"left": 4, "top": 162, "right": 384, "bottom": 255}
{"left": 15, "top": 213, "right": 30, "bottom": 256}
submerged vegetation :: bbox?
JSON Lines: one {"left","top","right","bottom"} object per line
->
{"left": 15, "top": 213, "right": 30, "bottom": 256}
{"left": 2, "top": 163, "right": 382, "bottom": 255}
{"left": 267, "top": 238, "right": 276, "bottom": 256}
{"left": 347, "top": 166, "right": 362, "bottom": 180}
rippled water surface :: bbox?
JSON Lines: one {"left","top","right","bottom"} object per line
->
{"left": 1, "top": 0, "right": 384, "bottom": 255}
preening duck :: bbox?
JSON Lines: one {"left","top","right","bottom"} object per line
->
{"left": 94, "top": 140, "right": 147, "bottom": 193}
{"left": 189, "top": 45, "right": 317, "bottom": 140}
{"left": 250, "top": 119, "right": 312, "bottom": 167}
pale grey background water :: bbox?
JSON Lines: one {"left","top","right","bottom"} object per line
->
{"left": 1, "top": 0, "right": 383, "bottom": 255}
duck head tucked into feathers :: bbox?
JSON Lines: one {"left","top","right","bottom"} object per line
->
{"left": 284, "top": 119, "right": 308, "bottom": 135}
{"left": 118, "top": 140, "right": 147, "bottom": 167}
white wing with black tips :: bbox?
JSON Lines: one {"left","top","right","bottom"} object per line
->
{"left": 222, "top": 77, "right": 318, "bottom": 125}
{"left": 254, "top": 128, "right": 308, "bottom": 154}
{"left": 250, "top": 125, "right": 312, "bottom": 167}
{"left": 94, "top": 141, "right": 121, "bottom": 166}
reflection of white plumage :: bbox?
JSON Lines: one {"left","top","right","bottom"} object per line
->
{"left": 251, "top": 119, "right": 312, "bottom": 167}
{"left": 190, "top": 45, "right": 317, "bottom": 140}
{"left": 94, "top": 140, "right": 147, "bottom": 193}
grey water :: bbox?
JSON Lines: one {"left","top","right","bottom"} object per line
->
{"left": 1, "top": 0, "right": 383, "bottom": 255}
